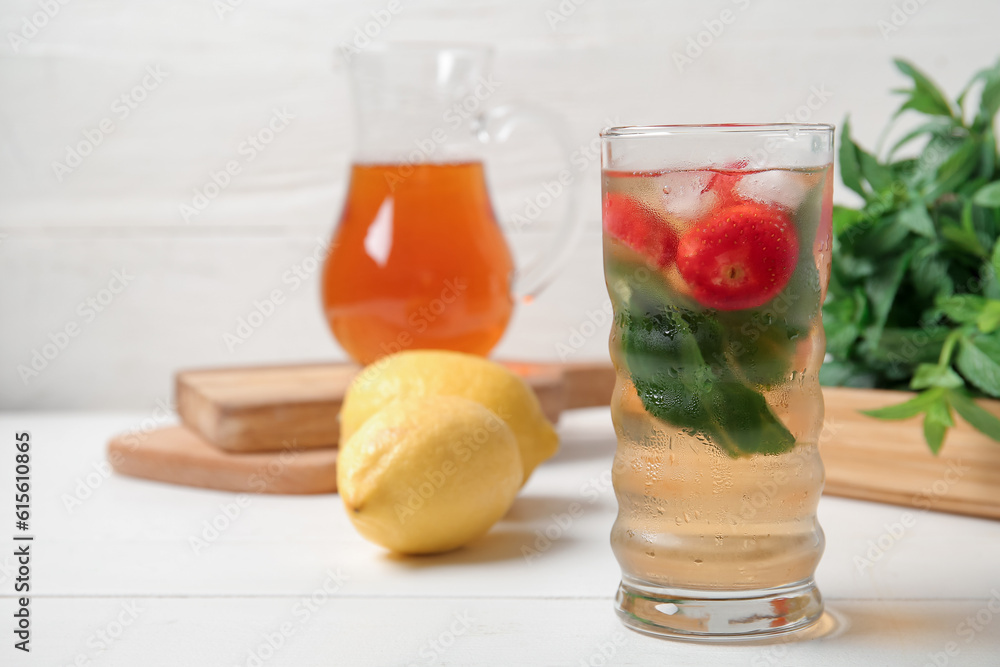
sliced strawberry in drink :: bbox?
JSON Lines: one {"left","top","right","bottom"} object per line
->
{"left": 603, "top": 192, "right": 678, "bottom": 269}
{"left": 705, "top": 160, "right": 750, "bottom": 208}
{"left": 676, "top": 202, "right": 799, "bottom": 311}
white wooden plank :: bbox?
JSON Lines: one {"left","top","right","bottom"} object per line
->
{"left": 0, "top": 232, "right": 611, "bottom": 409}
{"left": 2, "top": 0, "right": 999, "bottom": 229}
{"left": 0, "top": 411, "right": 997, "bottom": 603}
{"left": 14, "top": 597, "right": 1000, "bottom": 667}
{"left": 4, "top": 0, "right": 1000, "bottom": 408}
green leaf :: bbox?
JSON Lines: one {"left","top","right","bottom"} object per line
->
{"left": 923, "top": 414, "right": 948, "bottom": 454}
{"left": 888, "top": 118, "right": 958, "bottom": 159}
{"left": 833, "top": 250, "right": 876, "bottom": 280}
{"left": 925, "top": 137, "right": 980, "bottom": 202}
{"left": 993, "top": 239, "right": 1000, "bottom": 281}
{"left": 973, "top": 182, "right": 1000, "bottom": 208}
{"left": 897, "top": 203, "right": 936, "bottom": 238}
{"left": 894, "top": 59, "right": 955, "bottom": 118}
{"left": 922, "top": 392, "right": 955, "bottom": 453}
{"left": 875, "top": 327, "right": 952, "bottom": 367}
{"left": 838, "top": 117, "right": 867, "bottom": 198}
{"left": 832, "top": 205, "right": 865, "bottom": 236}
{"left": 958, "top": 59, "right": 1000, "bottom": 117}
{"left": 970, "top": 332, "right": 1000, "bottom": 359}
{"left": 948, "top": 389, "right": 1000, "bottom": 442}
{"left": 910, "top": 363, "right": 965, "bottom": 389}
{"left": 937, "top": 293, "right": 987, "bottom": 324}
{"left": 910, "top": 243, "right": 954, "bottom": 299}
{"left": 940, "top": 221, "right": 989, "bottom": 258}
{"left": 926, "top": 396, "right": 955, "bottom": 427}
{"left": 863, "top": 248, "right": 913, "bottom": 347}
{"left": 978, "top": 127, "right": 996, "bottom": 179}
{"left": 823, "top": 289, "right": 867, "bottom": 358}
{"left": 977, "top": 301, "right": 1000, "bottom": 333}
{"left": 970, "top": 58, "right": 1000, "bottom": 131}
{"left": 859, "top": 150, "right": 893, "bottom": 193}
{"left": 828, "top": 57, "right": 1000, "bottom": 410}
{"left": 854, "top": 215, "right": 912, "bottom": 256}
{"left": 819, "top": 360, "right": 877, "bottom": 387}
{"left": 862, "top": 387, "right": 944, "bottom": 420}
{"left": 955, "top": 336, "right": 1000, "bottom": 397}
{"left": 717, "top": 309, "right": 800, "bottom": 388}
{"left": 621, "top": 302, "right": 796, "bottom": 457}
{"left": 981, "top": 70, "right": 1000, "bottom": 119}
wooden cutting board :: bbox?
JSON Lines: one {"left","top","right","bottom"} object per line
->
{"left": 175, "top": 361, "right": 616, "bottom": 452}
{"left": 108, "top": 426, "right": 338, "bottom": 494}
{"left": 108, "top": 360, "right": 616, "bottom": 494}
{"left": 114, "top": 361, "right": 1000, "bottom": 518}
{"left": 820, "top": 386, "right": 1000, "bottom": 519}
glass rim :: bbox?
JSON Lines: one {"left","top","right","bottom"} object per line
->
{"left": 601, "top": 123, "right": 834, "bottom": 138}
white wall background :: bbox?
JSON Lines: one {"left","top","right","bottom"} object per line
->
{"left": 1, "top": 0, "right": 998, "bottom": 409}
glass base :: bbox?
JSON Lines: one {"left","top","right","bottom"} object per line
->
{"left": 615, "top": 577, "right": 823, "bottom": 641}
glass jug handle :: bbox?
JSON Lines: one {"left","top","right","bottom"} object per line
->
{"left": 474, "top": 104, "right": 584, "bottom": 301}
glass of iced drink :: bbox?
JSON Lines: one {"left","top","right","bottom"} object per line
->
{"left": 601, "top": 124, "right": 834, "bottom": 639}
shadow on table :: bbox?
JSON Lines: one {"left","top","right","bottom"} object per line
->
{"left": 677, "top": 607, "right": 849, "bottom": 648}
{"left": 688, "top": 601, "right": 957, "bottom": 648}
{"left": 502, "top": 493, "right": 596, "bottom": 522}
{"left": 383, "top": 494, "right": 589, "bottom": 568}
{"left": 383, "top": 526, "right": 580, "bottom": 568}
{"left": 824, "top": 602, "right": 955, "bottom": 643}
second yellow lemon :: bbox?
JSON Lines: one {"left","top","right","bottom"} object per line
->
{"left": 340, "top": 350, "right": 559, "bottom": 483}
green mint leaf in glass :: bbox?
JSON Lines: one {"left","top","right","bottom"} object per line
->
{"left": 621, "top": 303, "right": 795, "bottom": 458}
{"left": 704, "top": 380, "right": 797, "bottom": 456}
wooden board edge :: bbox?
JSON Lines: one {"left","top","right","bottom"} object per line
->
{"left": 108, "top": 429, "right": 339, "bottom": 495}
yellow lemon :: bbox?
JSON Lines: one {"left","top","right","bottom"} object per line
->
{"left": 337, "top": 395, "right": 522, "bottom": 554}
{"left": 340, "top": 350, "right": 559, "bottom": 483}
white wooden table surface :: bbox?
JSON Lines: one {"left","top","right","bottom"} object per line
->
{"left": 2, "top": 409, "right": 999, "bottom": 666}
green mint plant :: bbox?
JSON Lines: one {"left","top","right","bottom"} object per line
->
{"left": 823, "top": 57, "right": 1000, "bottom": 453}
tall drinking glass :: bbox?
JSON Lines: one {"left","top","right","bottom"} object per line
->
{"left": 602, "top": 124, "right": 834, "bottom": 639}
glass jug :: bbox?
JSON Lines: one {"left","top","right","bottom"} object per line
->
{"left": 322, "top": 43, "right": 580, "bottom": 364}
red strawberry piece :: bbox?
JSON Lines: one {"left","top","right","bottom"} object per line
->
{"left": 603, "top": 193, "right": 678, "bottom": 268}
{"left": 706, "top": 162, "right": 750, "bottom": 207}
{"left": 769, "top": 598, "right": 791, "bottom": 627}
{"left": 676, "top": 203, "right": 799, "bottom": 311}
